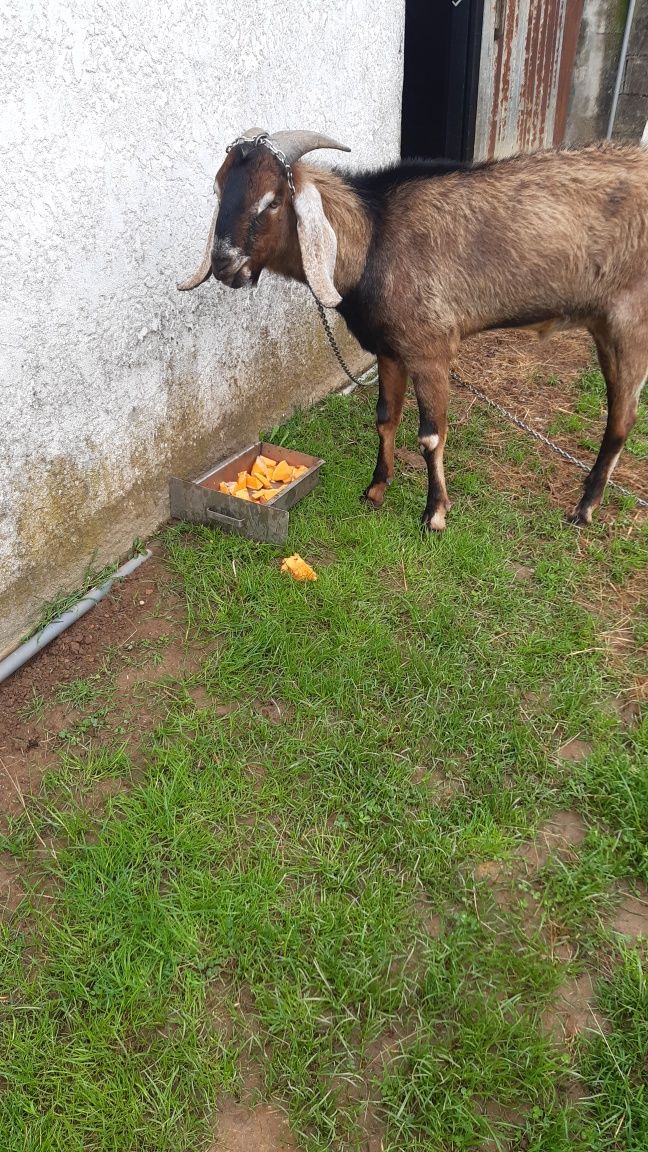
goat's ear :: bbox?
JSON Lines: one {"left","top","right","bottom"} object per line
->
{"left": 293, "top": 183, "right": 341, "bottom": 307}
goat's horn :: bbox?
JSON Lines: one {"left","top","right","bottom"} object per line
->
{"left": 176, "top": 202, "right": 218, "bottom": 292}
{"left": 268, "top": 131, "right": 351, "bottom": 164}
{"left": 239, "top": 126, "right": 269, "bottom": 140}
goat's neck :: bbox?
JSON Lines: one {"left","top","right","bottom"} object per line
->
{"left": 291, "top": 164, "right": 372, "bottom": 295}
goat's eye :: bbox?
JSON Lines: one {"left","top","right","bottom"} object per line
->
{"left": 267, "top": 197, "right": 281, "bottom": 211}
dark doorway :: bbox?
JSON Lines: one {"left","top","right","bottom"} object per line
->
{"left": 401, "top": 0, "right": 484, "bottom": 161}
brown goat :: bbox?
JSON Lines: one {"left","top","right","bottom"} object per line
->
{"left": 178, "top": 129, "right": 648, "bottom": 530}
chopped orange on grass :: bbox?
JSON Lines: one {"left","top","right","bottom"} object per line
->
{"left": 272, "top": 459, "right": 293, "bottom": 483}
{"left": 280, "top": 553, "right": 318, "bottom": 581}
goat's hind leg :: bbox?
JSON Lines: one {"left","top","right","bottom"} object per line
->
{"left": 569, "top": 316, "right": 647, "bottom": 525}
{"left": 363, "top": 355, "right": 408, "bottom": 509}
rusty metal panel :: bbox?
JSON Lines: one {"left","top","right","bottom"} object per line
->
{"left": 474, "top": 0, "right": 584, "bottom": 160}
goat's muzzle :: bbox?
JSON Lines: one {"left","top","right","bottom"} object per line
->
{"left": 212, "top": 251, "right": 252, "bottom": 289}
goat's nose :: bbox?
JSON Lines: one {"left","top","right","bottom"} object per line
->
{"left": 212, "top": 243, "right": 245, "bottom": 280}
{"left": 211, "top": 254, "right": 232, "bottom": 279}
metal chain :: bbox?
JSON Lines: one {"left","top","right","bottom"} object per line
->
{"left": 449, "top": 369, "right": 648, "bottom": 509}
{"left": 314, "top": 314, "right": 647, "bottom": 510}
{"left": 226, "top": 132, "right": 296, "bottom": 193}
{"left": 312, "top": 293, "right": 377, "bottom": 392}
{"left": 228, "top": 133, "right": 368, "bottom": 391}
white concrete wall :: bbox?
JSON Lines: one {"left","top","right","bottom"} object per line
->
{"left": 0, "top": 0, "right": 405, "bottom": 654}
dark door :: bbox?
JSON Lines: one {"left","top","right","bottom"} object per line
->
{"left": 401, "top": 0, "right": 484, "bottom": 161}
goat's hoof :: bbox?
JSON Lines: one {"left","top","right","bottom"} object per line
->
{"left": 565, "top": 507, "right": 592, "bottom": 527}
{"left": 421, "top": 509, "right": 447, "bottom": 533}
{"left": 361, "top": 486, "right": 385, "bottom": 510}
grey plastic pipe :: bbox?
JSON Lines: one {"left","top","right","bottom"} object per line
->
{"left": 607, "top": 0, "right": 637, "bottom": 138}
{"left": 0, "top": 551, "right": 152, "bottom": 686}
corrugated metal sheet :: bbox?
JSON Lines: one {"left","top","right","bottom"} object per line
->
{"left": 473, "top": 0, "right": 584, "bottom": 160}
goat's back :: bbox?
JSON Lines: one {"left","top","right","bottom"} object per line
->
{"left": 366, "top": 144, "right": 648, "bottom": 335}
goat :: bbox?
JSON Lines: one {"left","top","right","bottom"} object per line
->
{"left": 178, "top": 128, "right": 648, "bottom": 530}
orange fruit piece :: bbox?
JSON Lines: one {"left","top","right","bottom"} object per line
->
{"left": 293, "top": 464, "right": 308, "bottom": 477}
{"left": 234, "top": 488, "right": 251, "bottom": 501}
{"left": 219, "top": 481, "right": 235, "bottom": 495}
{"left": 246, "top": 473, "right": 264, "bottom": 490}
{"left": 254, "top": 489, "right": 278, "bottom": 503}
{"left": 272, "top": 459, "right": 293, "bottom": 484}
{"left": 280, "top": 553, "right": 318, "bottom": 581}
{"left": 257, "top": 455, "right": 277, "bottom": 470}
{"left": 251, "top": 459, "right": 271, "bottom": 481}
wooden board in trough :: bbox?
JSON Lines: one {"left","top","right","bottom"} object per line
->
{"left": 169, "top": 442, "right": 324, "bottom": 545}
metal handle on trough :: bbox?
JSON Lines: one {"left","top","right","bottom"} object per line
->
{"left": 206, "top": 508, "right": 245, "bottom": 528}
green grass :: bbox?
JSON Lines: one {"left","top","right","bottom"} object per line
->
{"left": 23, "top": 557, "right": 119, "bottom": 639}
{"left": 547, "top": 366, "right": 648, "bottom": 462}
{"left": 1, "top": 389, "right": 646, "bottom": 1151}
{"left": 23, "top": 537, "right": 148, "bottom": 640}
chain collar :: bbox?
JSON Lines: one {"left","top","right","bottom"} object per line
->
{"left": 225, "top": 133, "right": 296, "bottom": 197}
{"left": 225, "top": 133, "right": 368, "bottom": 386}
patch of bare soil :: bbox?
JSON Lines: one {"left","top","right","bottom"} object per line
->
{"left": 612, "top": 883, "right": 648, "bottom": 941}
{"left": 514, "top": 810, "right": 587, "bottom": 873}
{"left": 610, "top": 694, "right": 643, "bottom": 729}
{"left": 0, "top": 856, "right": 24, "bottom": 915}
{"left": 394, "top": 447, "right": 426, "bottom": 471}
{"left": 413, "top": 895, "right": 444, "bottom": 938}
{"left": 476, "top": 1099, "right": 529, "bottom": 1151}
{"left": 209, "top": 1100, "right": 297, "bottom": 1152}
{"left": 79, "top": 777, "right": 130, "bottom": 815}
{"left": 254, "top": 699, "right": 294, "bottom": 725}
{"left": 0, "top": 549, "right": 214, "bottom": 827}
{"left": 305, "top": 544, "right": 339, "bottom": 568}
{"left": 327, "top": 1025, "right": 418, "bottom": 1152}
{"left": 470, "top": 812, "right": 588, "bottom": 958}
{"left": 0, "top": 748, "right": 58, "bottom": 829}
{"left": 0, "top": 548, "right": 178, "bottom": 714}
{"left": 473, "top": 810, "right": 586, "bottom": 894}
{"left": 543, "top": 971, "right": 608, "bottom": 1043}
{"left": 556, "top": 738, "right": 593, "bottom": 763}
{"left": 410, "top": 764, "right": 466, "bottom": 802}
{"left": 506, "top": 561, "right": 535, "bottom": 581}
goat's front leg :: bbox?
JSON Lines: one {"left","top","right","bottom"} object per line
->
{"left": 363, "top": 355, "right": 408, "bottom": 508}
{"left": 411, "top": 356, "right": 451, "bottom": 531}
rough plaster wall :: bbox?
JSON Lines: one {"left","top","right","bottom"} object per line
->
{"left": 0, "top": 0, "right": 405, "bottom": 654}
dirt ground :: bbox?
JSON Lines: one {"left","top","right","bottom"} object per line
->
{"left": 455, "top": 327, "right": 647, "bottom": 511}
{"left": 0, "top": 546, "right": 197, "bottom": 825}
